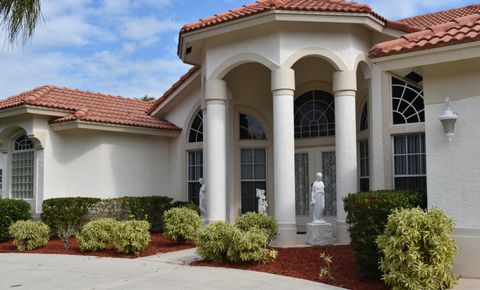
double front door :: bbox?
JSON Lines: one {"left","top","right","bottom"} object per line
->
{"left": 295, "top": 148, "right": 336, "bottom": 232}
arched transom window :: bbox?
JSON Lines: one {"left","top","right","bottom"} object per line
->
{"left": 294, "top": 90, "right": 335, "bottom": 139}
{"left": 239, "top": 114, "right": 266, "bottom": 140}
{"left": 11, "top": 135, "right": 35, "bottom": 199}
{"left": 188, "top": 111, "right": 203, "bottom": 143}
{"left": 360, "top": 101, "right": 368, "bottom": 131}
{"left": 392, "top": 77, "right": 425, "bottom": 125}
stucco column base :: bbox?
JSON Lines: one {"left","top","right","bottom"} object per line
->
{"left": 453, "top": 228, "right": 480, "bottom": 278}
{"left": 271, "top": 224, "right": 297, "bottom": 248}
{"left": 335, "top": 221, "right": 351, "bottom": 245}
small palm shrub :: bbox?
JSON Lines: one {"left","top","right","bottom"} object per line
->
{"left": 228, "top": 228, "right": 278, "bottom": 264}
{"left": 234, "top": 212, "right": 278, "bottom": 244}
{"left": 114, "top": 220, "right": 151, "bottom": 255}
{"left": 377, "top": 208, "right": 457, "bottom": 290}
{"left": 163, "top": 207, "right": 201, "bottom": 244}
{"left": 9, "top": 220, "right": 50, "bottom": 251}
{"left": 196, "top": 221, "right": 237, "bottom": 262}
{"left": 77, "top": 218, "right": 118, "bottom": 252}
{"left": 0, "top": 199, "right": 31, "bottom": 242}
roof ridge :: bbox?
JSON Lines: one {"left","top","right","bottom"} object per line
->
{"left": 399, "top": 3, "right": 480, "bottom": 23}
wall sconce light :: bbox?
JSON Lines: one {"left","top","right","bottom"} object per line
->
{"left": 439, "top": 98, "right": 458, "bottom": 142}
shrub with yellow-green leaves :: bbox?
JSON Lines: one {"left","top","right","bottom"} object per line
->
{"left": 9, "top": 220, "right": 50, "bottom": 251}
{"left": 195, "top": 221, "right": 237, "bottom": 262}
{"left": 77, "top": 218, "right": 118, "bottom": 252}
{"left": 377, "top": 208, "right": 457, "bottom": 290}
{"left": 163, "top": 207, "right": 201, "bottom": 244}
{"left": 234, "top": 212, "right": 277, "bottom": 245}
{"left": 228, "top": 228, "right": 278, "bottom": 264}
{"left": 114, "top": 220, "right": 151, "bottom": 255}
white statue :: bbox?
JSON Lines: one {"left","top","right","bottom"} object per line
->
{"left": 256, "top": 189, "right": 268, "bottom": 215}
{"left": 199, "top": 178, "right": 207, "bottom": 220}
{"left": 311, "top": 172, "right": 326, "bottom": 224}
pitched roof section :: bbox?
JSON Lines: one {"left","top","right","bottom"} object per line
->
{"left": 147, "top": 66, "right": 200, "bottom": 115}
{"left": 0, "top": 86, "right": 180, "bottom": 131}
{"left": 398, "top": 4, "right": 480, "bottom": 30}
{"left": 181, "top": 0, "right": 388, "bottom": 34}
{"left": 369, "top": 13, "right": 480, "bottom": 58}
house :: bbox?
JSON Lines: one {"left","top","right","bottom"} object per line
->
{"left": 1, "top": 0, "right": 479, "bottom": 277}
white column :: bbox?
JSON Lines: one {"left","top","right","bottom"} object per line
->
{"left": 204, "top": 79, "right": 227, "bottom": 223}
{"left": 271, "top": 67, "right": 297, "bottom": 247}
{"left": 333, "top": 70, "right": 357, "bottom": 245}
{"left": 370, "top": 66, "right": 386, "bottom": 190}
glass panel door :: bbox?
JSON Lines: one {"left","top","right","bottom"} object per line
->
{"left": 295, "top": 153, "right": 310, "bottom": 216}
{"left": 240, "top": 148, "right": 266, "bottom": 214}
{"left": 322, "top": 152, "right": 336, "bottom": 216}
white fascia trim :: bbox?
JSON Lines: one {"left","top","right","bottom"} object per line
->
{"left": 372, "top": 41, "right": 480, "bottom": 71}
{"left": 149, "top": 69, "right": 201, "bottom": 117}
{"left": 0, "top": 105, "right": 72, "bottom": 119}
{"left": 50, "top": 121, "right": 181, "bottom": 137}
{"left": 180, "top": 11, "right": 387, "bottom": 58}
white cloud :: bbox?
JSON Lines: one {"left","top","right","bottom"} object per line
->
{"left": 120, "top": 17, "right": 180, "bottom": 43}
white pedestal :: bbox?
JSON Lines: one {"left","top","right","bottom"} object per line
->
{"left": 307, "top": 222, "right": 335, "bottom": 246}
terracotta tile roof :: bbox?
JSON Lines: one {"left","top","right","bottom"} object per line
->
{"left": 0, "top": 86, "right": 180, "bottom": 131}
{"left": 147, "top": 66, "right": 200, "bottom": 115}
{"left": 181, "top": 0, "right": 388, "bottom": 34}
{"left": 398, "top": 4, "right": 480, "bottom": 30}
{"left": 369, "top": 13, "right": 480, "bottom": 58}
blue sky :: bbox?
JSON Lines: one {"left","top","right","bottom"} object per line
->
{"left": 0, "top": 0, "right": 478, "bottom": 99}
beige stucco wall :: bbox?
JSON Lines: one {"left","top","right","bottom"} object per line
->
{"left": 424, "top": 58, "right": 480, "bottom": 278}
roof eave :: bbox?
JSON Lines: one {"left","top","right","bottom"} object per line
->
{"left": 0, "top": 104, "right": 73, "bottom": 119}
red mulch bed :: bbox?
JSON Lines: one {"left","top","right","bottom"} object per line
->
{"left": 192, "top": 245, "right": 389, "bottom": 290}
{"left": 0, "top": 233, "right": 193, "bottom": 259}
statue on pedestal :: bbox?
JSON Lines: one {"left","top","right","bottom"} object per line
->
{"left": 198, "top": 178, "right": 207, "bottom": 220}
{"left": 256, "top": 189, "right": 268, "bottom": 215}
{"left": 311, "top": 172, "right": 326, "bottom": 224}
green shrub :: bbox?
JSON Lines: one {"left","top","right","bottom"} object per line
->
{"left": 343, "top": 190, "right": 426, "bottom": 279}
{"left": 228, "top": 228, "right": 278, "bottom": 264}
{"left": 195, "top": 221, "right": 237, "bottom": 262}
{"left": 234, "top": 212, "right": 278, "bottom": 244}
{"left": 114, "top": 220, "right": 151, "bottom": 255}
{"left": 87, "top": 199, "right": 129, "bottom": 221}
{"left": 170, "top": 201, "right": 200, "bottom": 214}
{"left": 77, "top": 218, "right": 118, "bottom": 252}
{"left": 377, "top": 208, "right": 457, "bottom": 290}
{"left": 9, "top": 220, "right": 50, "bottom": 251}
{"left": 123, "top": 196, "right": 173, "bottom": 231}
{"left": 163, "top": 207, "right": 201, "bottom": 243}
{"left": 41, "top": 197, "right": 101, "bottom": 237}
{"left": 0, "top": 199, "right": 30, "bottom": 242}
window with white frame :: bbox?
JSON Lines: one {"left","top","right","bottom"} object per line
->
{"left": 392, "top": 77, "right": 425, "bottom": 125}
{"left": 240, "top": 148, "right": 266, "bottom": 214}
{"left": 393, "top": 134, "right": 427, "bottom": 191}
{"left": 11, "top": 135, "right": 35, "bottom": 199}
{"left": 294, "top": 90, "right": 335, "bottom": 139}
{"left": 359, "top": 139, "right": 369, "bottom": 192}
{"left": 187, "top": 110, "right": 204, "bottom": 205}
{"left": 240, "top": 114, "right": 265, "bottom": 140}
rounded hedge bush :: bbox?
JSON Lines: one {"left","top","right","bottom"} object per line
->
{"left": 77, "top": 218, "right": 118, "bottom": 252}
{"left": 9, "top": 220, "right": 50, "bottom": 251}
{"left": 228, "top": 228, "right": 278, "bottom": 264}
{"left": 377, "top": 208, "right": 457, "bottom": 290}
{"left": 163, "top": 207, "right": 201, "bottom": 243}
{"left": 114, "top": 220, "right": 151, "bottom": 256}
{"left": 234, "top": 212, "right": 277, "bottom": 244}
{"left": 195, "top": 221, "right": 238, "bottom": 262}
{"left": 0, "top": 199, "right": 31, "bottom": 242}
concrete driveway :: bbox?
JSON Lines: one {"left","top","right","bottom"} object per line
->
{"left": 0, "top": 249, "right": 345, "bottom": 290}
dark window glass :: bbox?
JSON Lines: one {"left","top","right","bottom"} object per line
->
{"left": 240, "top": 148, "right": 267, "bottom": 214}
{"left": 294, "top": 90, "right": 335, "bottom": 139}
{"left": 188, "top": 111, "right": 203, "bottom": 143}
{"left": 360, "top": 102, "right": 368, "bottom": 131}
{"left": 393, "top": 134, "right": 427, "bottom": 191}
{"left": 391, "top": 77, "right": 425, "bottom": 125}
{"left": 359, "top": 139, "right": 369, "bottom": 192}
{"left": 239, "top": 114, "right": 266, "bottom": 140}
{"left": 187, "top": 151, "right": 203, "bottom": 205}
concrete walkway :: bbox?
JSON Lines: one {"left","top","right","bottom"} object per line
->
{"left": 0, "top": 249, "right": 345, "bottom": 290}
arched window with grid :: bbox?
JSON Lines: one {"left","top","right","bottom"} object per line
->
{"left": 11, "top": 135, "right": 35, "bottom": 199}
{"left": 392, "top": 77, "right": 425, "bottom": 125}
{"left": 188, "top": 111, "right": 203, "bottom": 143}
{"left": 187, "top": 110, "right": 204, "bottom": 205}
{"left": 294, "top": 90, "right": 335, "bottom": 139}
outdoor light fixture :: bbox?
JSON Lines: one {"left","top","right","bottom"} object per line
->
{"left": 439, "top": 98, "right": 458, "bottom": 142}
